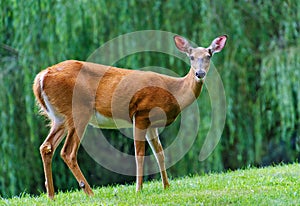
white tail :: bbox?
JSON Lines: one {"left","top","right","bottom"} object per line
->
{"left": 33, "top": 34, "right": 227, "bottom": 199}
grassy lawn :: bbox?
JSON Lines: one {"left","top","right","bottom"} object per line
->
{"left": 1, "top": 163, "right": 299, "bottom": 205}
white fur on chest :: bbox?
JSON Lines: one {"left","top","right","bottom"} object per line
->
{"left": 89, "top": 111, "right": 132, "bottom": 129}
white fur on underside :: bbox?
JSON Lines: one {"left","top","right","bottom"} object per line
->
{"left": 89, "top": 111, "right": 132, "bottom": 129}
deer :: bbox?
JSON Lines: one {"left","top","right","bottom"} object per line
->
{"left": 33, "top": 34, "right": 227, "bottom": 199}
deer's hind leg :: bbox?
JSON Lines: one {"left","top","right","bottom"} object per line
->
{"left": 60, "top": 110, "right": 94, "bottom": 196}
{"left": 40, "top": 121, "right": 66, "bottom": 199}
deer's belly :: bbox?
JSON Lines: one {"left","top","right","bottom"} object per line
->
{"left": 89, "top": 111, "right": 132, "bottom": 129}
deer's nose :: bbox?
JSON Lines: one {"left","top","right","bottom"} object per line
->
{"left": 195, "top": 70, "right": 206, "bottom": 79}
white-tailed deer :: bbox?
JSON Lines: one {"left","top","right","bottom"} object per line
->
{"left": 33, "top": 35, "right": 227, "bottom": 199}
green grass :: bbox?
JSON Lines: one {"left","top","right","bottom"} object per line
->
{"left": 1, "top": 163, "right": 299, "bottom": 205}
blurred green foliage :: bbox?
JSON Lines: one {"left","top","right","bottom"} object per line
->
{"left": 0, "top": 0, "right": 299, "bottom": 197}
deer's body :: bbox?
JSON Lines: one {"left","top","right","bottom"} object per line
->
{"left": 34, "top": 60, "right": 196, "bottom": 129}
{"left": 33, "top": 35, "right": 227, "bottom": 199}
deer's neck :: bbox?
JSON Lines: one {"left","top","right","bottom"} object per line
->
{"left": 175, "top": 68, "right": 204, "bottom": 110}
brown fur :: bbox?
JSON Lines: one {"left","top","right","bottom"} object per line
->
{"left": 33, "top": 60, "right": 203, "bottom": 199}
{"left": 36, "top": 60, "right": 201, "bottom": 129}
{"left": 33, "top": 35, "right": 227, "bottom": 199}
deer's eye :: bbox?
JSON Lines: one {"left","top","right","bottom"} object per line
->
{"left": 190, "top": 56, "right": 194, "bottom": 60}
{"left": 208, "top": 49, "right": 212, "bottom": 57}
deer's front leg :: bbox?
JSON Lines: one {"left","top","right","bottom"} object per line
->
{"left": 133, "top": 124, "right": 146, "bottom": 192}
{"left": 146, "top": 128, "right": 170, "bottom": 189}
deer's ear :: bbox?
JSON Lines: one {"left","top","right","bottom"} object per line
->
{"left": 174, "top": 35, "right": 192, "bottom": 54}
{"left": 208, "top": 35, "right": 227, "bottom": 54}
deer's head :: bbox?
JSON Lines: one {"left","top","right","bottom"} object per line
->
{"left": 174, "top": 35, "right": 227, "bottom": 81}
